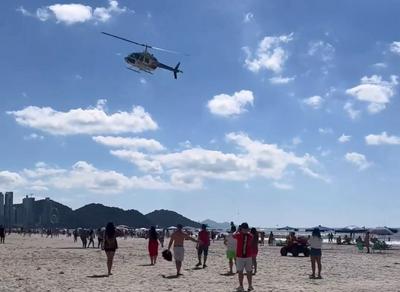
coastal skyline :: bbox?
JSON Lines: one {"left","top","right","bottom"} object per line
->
{"left": 1, "top": 1, "right": 400, "bottom": 227}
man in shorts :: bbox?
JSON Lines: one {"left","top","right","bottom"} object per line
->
{"left": 233, "top": 223, "right": 254, "bottom": 292}
{"left": 224, "top": 225, "right": 237, "bottom": 274}
{"left": 196, "top": 224, "right": 210, "bottom": 268}
{"left": 168, "top": 224, "right": 198, "bottom": 276}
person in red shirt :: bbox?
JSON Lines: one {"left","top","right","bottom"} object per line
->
{"left": 233, "top": 223, "right": 254, "bottom": 292}
{"left": 196, "top": 224, "right": 210, "bottom": 268}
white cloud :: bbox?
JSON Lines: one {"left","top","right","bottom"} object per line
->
{"left": 243, "top": 12, "right": 254, "bottom": 23}
{"left": 303, "top": 95, "right": 323, "bottom": 109}
{"left": 308, "top": 40, "right": 335, "bottom": 62}
{"left": 0, "top": 171, "right": 25, "bottom": 188}
{"left": 110, "top": 132, "right": 327, "bottom": 188}
{"left": 243, "top": 33, "right": 293, "bottom": 73}
{"left": 338, "top": 134, "right": 351, "bottom": 143}
{"left": 9, "top": 161, "right": 177, "bottom": 194}
{"left": 344, "top": 102, "right": 361, "bottom": 119}
{"left": 93, "top": 136, "right": 164, "bottom": 152}
{"left": 48, "top": 4, "right": 92, "bottom": 24}
{"left": 3, "top": 132, "right": 328, "bottom": 193}
{"left": 390, "top": 41, "right": 400, "bottom": 55}
{"left": 269, "top": 76, "right": 295, "bottom": 84}
{"left": 23, "top": 133, "right": 44, "bottom": 141}
{"left": 292, "top": 137, "right": 302, "bottom": 146}
{"left": 373, "top": 62, "right": 387, "bottom": 69}
{"left": 75, "top": 74, "right": 83, "bottom": 80}
{"left": 8, "top": 99, "right": 158, "bottom": 135}
{"left": 17, "top": 1, "right": 127, "bottom": 25}
{"left": 345, "top": 152, "right": 371, "bottom": 170}
{"left": 346, "top": 75, "right": 398, "bottom": 114}
{"left": 139, "top": 78, "right": 147, "bottom": 84}
{"left": 207, "top": 90, "right": 254, "bottom": 117}
{"left": 273, "top": 182, "right": 293, "bottom": 190}
{"left": 365, "top": 132, "right": 400, "bottom": 145}
{"left": 318, "top": 128, "right": 333, "bottom": 135}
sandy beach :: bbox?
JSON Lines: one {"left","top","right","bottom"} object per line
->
{"left": 0, "top": 235, "right": 399, "bottom": 291}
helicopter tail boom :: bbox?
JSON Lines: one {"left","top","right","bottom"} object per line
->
{"left": 157, "top": 62, "right": 183, "bottom": 79}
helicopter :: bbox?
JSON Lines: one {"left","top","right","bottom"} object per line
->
{"left": 102, "top": 32, "right": 183, "bottom": 79}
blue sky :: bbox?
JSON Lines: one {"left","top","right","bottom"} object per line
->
{"left": 1, "top": 0, "right": 400, "bottom": 227}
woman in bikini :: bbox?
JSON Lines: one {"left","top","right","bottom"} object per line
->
{"left": 103, "top": 222, "right": 118, "bottom": 276}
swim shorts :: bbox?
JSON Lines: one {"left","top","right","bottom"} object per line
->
{"left": 173, "top": 246, "right": 184, "bottom": 262}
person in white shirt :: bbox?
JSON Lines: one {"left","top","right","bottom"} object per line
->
{"left": 308, "top": 228, "right": 323, "bottom": 279}
{"left": 224, "top": 226, "right": 237, "bottom": 275}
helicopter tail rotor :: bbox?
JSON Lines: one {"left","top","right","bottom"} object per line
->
{"left": 173, "top": 62, "right": 182, "bottom": 79}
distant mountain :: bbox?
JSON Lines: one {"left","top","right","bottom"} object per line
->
{"left": 202, "top": 219, "right": 230, "bottom": 230}
{"left": 146, "top": 209, "right": 201, "bottom": 228}
{"left": 12, "top": 198, "right": 204, "bottom": 229}
{"left": 73, "top": 203, "right": 152, "bottom": 228}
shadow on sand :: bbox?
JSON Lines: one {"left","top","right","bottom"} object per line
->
{"left": 220, "top": 272, "right": 235, "bottom": 277}
{"left": 87, "top": 274, "right": 109, "bottom": 278}
{"left": 137, "top": 264, "right": 154, "bottom": 267}
{"left": 161, "top": 274, "right": 181, "bottom": 279}
{"left": 54, "top": 247, "right": 89, "bottom": 250}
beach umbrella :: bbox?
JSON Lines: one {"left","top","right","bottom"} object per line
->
{"left": 305, "top": 225, "right": 333, "bottom": 232}
{"left": 335, "top": 226, "right": 367, "bottom": 233}
{"left": 277, "top": 226, "right": 299, "bottom": 231}
{"left": 384, "top": 226, "right": 398, "bottom": 234}
{"left": 369, "top": 227, "right": 393, "bottom": 236}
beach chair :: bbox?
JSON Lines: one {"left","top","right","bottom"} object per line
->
{"left": 372, "top": 240, "right": 390, "bottom": 253}
{"left": 356, "top": 241, "right": 364, "bottom": 252}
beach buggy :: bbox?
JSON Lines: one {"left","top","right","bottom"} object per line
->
{"left": 280, "top": 233, "right": 310, "bottom": 257}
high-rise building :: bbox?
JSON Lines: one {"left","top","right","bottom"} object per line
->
{"left": 0, "top": 192, "right": 4, "bottom": 225}
{"left": 23, "top": 195, "right": 35, "bottom": 229}
{"left": 4, "top": 192, "right": 13, "bottom": 227}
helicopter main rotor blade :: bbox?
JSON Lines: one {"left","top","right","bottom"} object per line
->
{"left": 102, "top": 32, "right": 147, "bottom": 48}
{"left": 151, "top": 46, "right": 189, "bottom": 56}
{"left": 102, "top": 32, "right": 189, "bottom": 56}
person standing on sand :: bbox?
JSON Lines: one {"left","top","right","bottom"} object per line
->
{"left": 364, "top": 231, "right": 371, "bottom": 253}
{"left": 103, "top": 222, "right": 118, "bottom": 276}
{"left": 0, "top": 225, "right": 5, "bottom": 244}
{"left": 97, "top": 228, "right": 104, "bottom": 248}
{"left": 250, "top": 228, "right": 259, "bottom": 275}
{"left": 148, "top": 226, "right": 160, "bottom": 265}
{"left": 196, "top": 224, "right": 210, "bottom": 268}
{"left": 167, "top": 224, "right": 198, "bottom": 276}
{"left": 88, "top": 229, "right": 95, "bottom": 248}
{"left": 159, "top": 229, "right": 165, "bottom": 248}
{"left": 308, "top": 228, "right": 323, "bottom": 279}
{"left": 73, "top": 229, "right": 78, "bottom": 243}
{"left": 80, "top": 229, "right": 87, "bottom": 248}
{"left": 234, "top": 223, "right": 254, "bottom": 292}
{"left": 224, "top": 225, "right": 237, "bottom": 274}
{"left": 268, "top": 231, "right": 274, "bottom": 246}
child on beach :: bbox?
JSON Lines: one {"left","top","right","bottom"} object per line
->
{"left": 148, "top": 226, "right": 160, "bottom": 265}
{"left": 224, "top": 226, "right": 237, "bottom": 274}
{"left": 103, "top": 222, "right": 118, "bottom": 276}
{"left": 233, "top": 223, "right": 254, "bottom": 292}
{"left": 308, "top": 228, "right": 322, "bottom": 279}
{"left": 250, "top": 228, "right": 259, "bottom": 275}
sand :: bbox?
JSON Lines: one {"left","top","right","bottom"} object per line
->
{"left": 0, "top": 234, "right": 399, "bottom": 291}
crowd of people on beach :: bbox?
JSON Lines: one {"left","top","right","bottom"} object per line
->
{"left": 84, "top": 221, "right": 324, "bottom": 292}
{"left": 0, "top": 222, "right": 389, "bottom": 292}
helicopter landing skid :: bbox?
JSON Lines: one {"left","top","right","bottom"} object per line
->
{"left": 126, "top": 67, "right": 140, "bottom": 73}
